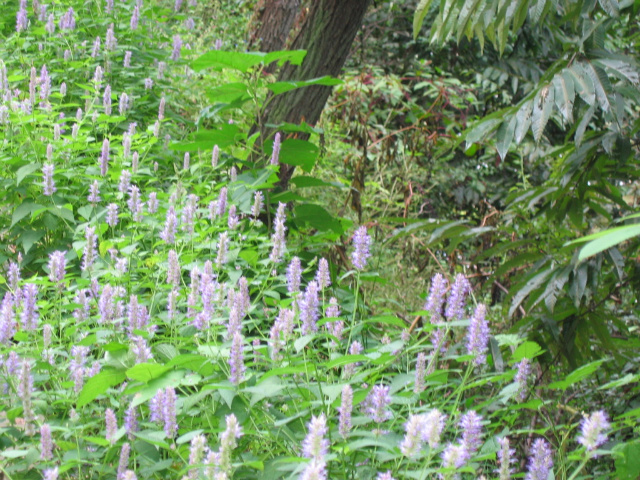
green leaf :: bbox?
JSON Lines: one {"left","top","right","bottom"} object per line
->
{"left": 575, "top": 104, "right": 595, "bottom": 147}
{"left": 547, "top": 359, "right": 606, "bottom": 389}
{"left": 172, "top": 123, "right": 240, "bottom": 151}
{"left": 290, "top": 176, "right": 339, "bottom": 188}
{"left": 293, "top": 204, "right": 343, "bottom": 233}
{"left": 513, "top": 341, "right": 542, "bottom": 361}
{"left": 77, "top": 369, "right": 126, "bottom": 407}
{"left": 414, "top": 0, "right": 436, "bottom": 39}
{"left": 48, "top": 205, "right": 74, "bottom": 223}
{"left": 21, "top": 230, "right": 45, "bottom": 254}
{"left": 509, "top": 267, "right": 553, "bottom": 318}
{"left": 465, "top": 118, "right": 502, "bottom": 148}
{"left": 263, "top": 49, "right": 307, "bottom": 66}
{"left": 569, "top": 64, "right": 596, "bottom": 106}
{"left": 553, "top": 71, "right": 575, "bottom": 124}
{"left": 16, "top": 164, "right": 40, "bottom": 186}
{"left": 205, "top": 82, "right": 250, "bottom": 104}
{"left": 597, "top": 0, "right": 619, "bottom": 16}
{"left": 495, "top": 115, "right": 516, "bottom": 160}
{"left": 582, "top": 62, "right": 611, "bottom": 112}
{"left": 192, "top": 50, "right": 265, "bottom": 72}
{"left": 12, "top": 202, "right": 43, "bottom": 227}
{"left": 514, "top": 100, "right": 533, "bottom": 144}
{"left": 615, "top": 441, "right": 640, "bottom": 480}
{"left": 531, "top": 84, "right": 554, "bottom": 143}
{"left": 277, "top": 139, "right": 318, "bottom": 172}
{"left": 596, "top": 58, "right": 640, "bottom": 85}
{"left": 268, "top": 76, "right": 342, "bottom": 95}
{"left": 126, "top": 363, "right": 172, "bottom": 383}
{"left": 576, "top": 224, "right": 640, "bottom": 261}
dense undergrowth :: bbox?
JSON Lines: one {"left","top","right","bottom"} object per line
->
{"left": 0, "top": 0, "right": 638, "bottom": 479}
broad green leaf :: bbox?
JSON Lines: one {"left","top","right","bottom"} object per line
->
{"left": 414, "top": 0, "right": 436, "bottom": 39}
{"left": 576, "top": 224, "right": 640, "bottom": 261}
{"left": 615, "top": 441, "right": 640, "bottom": 480}
{"left": 192, "top": 50, "right": 265, "bottom": 72}
{"left": 48, "top": 205, "right": 74, "bottom": 223}
{"left": 126, "top": 363, "right": 171, "bottom": 383}
{"left": 553, "top": 72, "right": 575, "bottom": 124}
{"left": 290, "top": 176, "right": 339, "bottom": 188}
{"left": 16, "top": 164, "right": 40, "bottom": 186}
{"left": 171, "top": 123, "right": 240, "bottom": 151}
{"left": 547, "top": 359, "right": 606, "bottom": 389}
{"left": 128, "top": 370, "right": 186, "bottom": 407}
{"left": 12, "top": 202, "right": 43, "bottom": 227}
{"left": 205, "top": 82, "right": 250, "bottom": 104}
{"left": 21, "top": 230, "right": 45, "bottom": 254}
{"left": 496, "top": 115, "right": 516, "bottom": 160}
{"left": 513, "top": 341, "right": 542, "bottom": 361}
{"left": 293, "top": 203, "right": 343, "bottom": 233}
{"left": 263, "top": 49, "right": 307, "bottom": 66}
{"left": 277, "top": 139, "right": 318, "bottom": 172}
{"left": 77, "top": 369, "right": 126, "bottom": 407}
{"left": 531, "top": 84, "right": 554, "bottom": 143}
{"left": 268, "top": 76, "right": 342, "bottom": 95}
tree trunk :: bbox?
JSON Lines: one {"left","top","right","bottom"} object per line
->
{"left": 248, "top": 0, "right": 301, "bottom": 71}
{"left": 259, "top": 0, "right": 372, "bottom": 188}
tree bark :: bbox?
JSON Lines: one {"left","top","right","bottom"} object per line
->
{"left": 259, "top": 0, "right": 372, "bottom": 188}
{"left": 248, "top": 0, "right": 301, "bottom": 64}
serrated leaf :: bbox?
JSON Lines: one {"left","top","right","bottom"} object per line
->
{"left": 596, "top": 58, "right": 640, "bottom": 85}
{"left": 12, "top": 202, "right": 40, "bottom": 227}
{"left": 530, "top": 0, "right": 547, "bottom": 23}
{"left": 514, "top": 100, "right": 533, "bottom": 144}
{"left": 496, "top": 115, "right": 516, "bottom": 160}
{"left": 582, "top": 62, "right": 611, "bottom": 112}
{"left": 509, "top": 267, "right": 553, "bottom": 318}
{"left": 413, "top": 0, "right": 436, "bottom": 39}
{"left": 465, "top": 118, "right": 502, "bottom": 148}
{"left": 457, "top": 0, "right": 484, "bottom": 43}
{"left": 531, "top": 85, "right": 554, "bottom": 143}
{"left": 16, "top": 164, "right": 40, "bottom": 186}
{"left": 268, "top": 76, "right": 342, "bottom": 95}
{"left": 126, "top": 363, "right": 171, "bottom": 383}
{"left": 575, "top": 104, "right": 595, "bottom": 147}
{"left": 553, "top": 72, "right": 575, "bottom": 124}
{"left": 77, "top": 369, "right": 126, "bottom": 407}
{"left": 597, "top": 0, "right": 619, "bottom": 16}
{"left": 569, "top": 64, "right": 595, "bottom": 106}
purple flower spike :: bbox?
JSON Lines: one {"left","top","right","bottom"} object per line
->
{"left": 105, "top": 408, "right": 118, "bottom": 444}
{"left": 515, "top": 357, "right": 531, "bottom": 402}
{"left": 42, "top": 163, "right": 56, "bottom": 196}
{"left": 271, "top": 132, "right": 281, "bottom": 165}
{"left": 459, "top": 410, "right": 483, "bottom": 459}
{"left": 40, "top": 423, "right": 53, "bottom": 460}
{"left": 364, "top": 385, "right": 392, "bottom": 424}
{"left": 302, "top": 414, "right": 328, "bottom": 463}
{"left": 466, "top": 303, "right": 490, "bottom": 366}
{"left": 525, "top": 438, "right": 553, "bottom": 480}
{"left": 160, "top": 206, "right": 177, "bottom": 243}
{"left": 351, "top": 226, "right": 371, "bottom": 270}
{"left": 82, "top": 226, "right": 98, "bottom": 272}
{"left": 577, "top": 410, "right": 610, "bottom": 452}
{"left": 229, "top": 331, "right": 245, "bottom": 385}
{"left": 316, "top": 258, "right": 331, "bottom": 289}
{"left": 286, "top": 257, "right": 301, "bottom": 294}
{"left": 445, "top": 273, "right": 471, "bottom": 321}
{"left": 269, "top": 202, "right": 287, "bottom": 263}
{"left": 338, "top": 385, "right": 353, "bottom": 438}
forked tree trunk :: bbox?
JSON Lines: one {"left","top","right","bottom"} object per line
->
{"left": 259, "top": 0, "right": 372, "bottom": 188}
